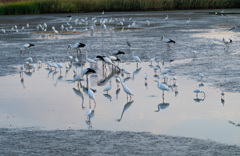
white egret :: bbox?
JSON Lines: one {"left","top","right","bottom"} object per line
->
{"left": 116, "top": 76, "right": 134, "bottom": 101}
{"left": 103, "top": 81, "right": 112, "bottom": 94}
{"left": 161, "top": 66, "right": 174, "bottom": 75}
{"left": 132, "top": 51, "right": 141, "bottom": 68}
{"left": 26, "top": 23, "right": 29, "bottom": 29}
{"left": 186, "top": 18, "right": 191, "bottom": 23}
{"left": 154, "top": 80, "right": 169, "bottom": 101}
{"left": 190, "top": 50, "right": 197, "bottom": 57}
{"left": 2, "top": 29, "right": 6, "bottom": 33}
{"left": 115, "top": 76, "right": 120, "bottom": 88}
{"left": 223, "top": 38, "right": 232, "bottom": 50}
{"left": 56, "top": 62, "right": 63, "bottom": 74}
{"left": 148, "top": 57, "right": 155, "bottom": 65}
{"left": 164, "top": 15, "right": 168, "bottom": 20}
{"left": 85, "top": 51, "right": 96, "bottom": 64}
{"left": 199, "top": 73, "right": 204, "bottom": 83}
{"left": 193, "top": 89, "right": 205, "bottom": 98}
{"left": 24, "top": 57, "right": 33, "bottom": 63}
{"left": 20, "top": 43, "right": 35, "bottom": 55}
{"left": 221, "top": 90, "right": 225, "bottom": 100}
{"left": 87, "top": 75, "right": 96, "bottom": 105}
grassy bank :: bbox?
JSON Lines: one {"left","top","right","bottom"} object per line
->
{"left": 0, "top": 0, "right": 240, "bottom": 15}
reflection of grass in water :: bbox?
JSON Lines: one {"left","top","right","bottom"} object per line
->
{"left": 1, "top": 0, "right": 240, "bottom": 15}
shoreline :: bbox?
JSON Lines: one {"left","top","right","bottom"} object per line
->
{"left": 1, "top": 128, "right": 240, "bottom": 155}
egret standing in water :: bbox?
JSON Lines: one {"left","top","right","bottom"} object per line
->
{"left": 193, "top": 89, "right": 205, "bottom": 98}
{"left": 132, "top": 51, "right": 141, "bottom": 68}
{"left": 154, "top": 80, "right": 169, "bottom": 101}
{"left": 87, "top": 75, "right": 96, "bottom": 105}
{"left": 116, "top": 76, "right": 133, "bottom": 101}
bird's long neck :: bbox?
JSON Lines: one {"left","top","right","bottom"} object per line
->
{"left": 118, "top": 76, "right": 124, "bottom": 87}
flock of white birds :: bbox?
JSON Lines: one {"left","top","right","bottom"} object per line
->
{"left": 2, "top": 10, "right": 231, "bottom": 121}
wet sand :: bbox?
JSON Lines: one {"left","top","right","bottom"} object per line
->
{"left": 1, "top": 128, "right": 240, "bottom": 155}
{"left": 0, "top": 10, "right": 240, "bottom": 155}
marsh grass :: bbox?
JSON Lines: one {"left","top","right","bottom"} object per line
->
{"left": 0, "top": 0, "right": 240, "bottom": 15}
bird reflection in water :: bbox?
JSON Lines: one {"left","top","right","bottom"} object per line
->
{"left": 116, "top": 88, "right": 120, "bottom": 99}
{"left": 132, "top": 67, "right": 142, "bottom": 80}
{"left": 155, "top": 103, "right": 170, "bottom": 112}
{"left": 54, "top": 75, "right": 63, "bottom": 86}
{"left": 103, "top": 93, "right": 112, "bottom": 101}
{"left": 85, "top": 104, "right": 96, "bottom": 129}
{"left": 193, "top": 97, "right": 205, "bottom": 102}
{"left": 72, "top": 87, "right": 85, "bottom": 109}
{"left": 117, "top": 100, "right": 134, "bottom": 122}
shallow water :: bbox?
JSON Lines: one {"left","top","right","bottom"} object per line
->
{"left": 0, "top": 10, "right": 240, "bottom": 146}
{"left": 0, "top": 61, "right": 239, "bottom": 146}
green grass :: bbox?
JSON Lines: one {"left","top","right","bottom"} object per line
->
{"left": 0, "top": 0, "right": 240, "bottom": 15}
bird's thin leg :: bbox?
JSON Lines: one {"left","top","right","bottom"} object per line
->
{"left": 130, "top": 95, "right": 132, "bottom": 101}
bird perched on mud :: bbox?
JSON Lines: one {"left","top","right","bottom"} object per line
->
{"left": 223, "top": 38, "right": 232, "bottom": 51}
{"left": 160, "top": 36, "right": 175, "bottom": 48}
{"left": 20, "top": 43, "right": 35, "bottom": 56}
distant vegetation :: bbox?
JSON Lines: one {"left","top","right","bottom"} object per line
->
{"left": 0, "top": 0, "right": 240, "bottom": 15}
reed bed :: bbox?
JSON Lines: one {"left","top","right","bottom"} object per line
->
{"left": 0, "top": 0, "right": 240, "bottom": 15}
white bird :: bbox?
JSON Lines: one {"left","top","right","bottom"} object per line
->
{"left": 96, "top": 55, "right": 120, "bottom": 71}
{"left": 20, "top": 43, "right": 35, "bottom": 56}
{"left": 161, "top": 66, "right": 174, "bottom": 75}
{"left": 87, "top": 75, "right": 96, "bottom": 105}
{"left": 56, "top": 62, "right": 63, "bottom": 74}
{"left": 190, "top": 50, "right": 197, "bottom": 57}
{"left": 164, "top": 15, "right": 168, "bottom": 20}
{"left": 24, "top": 57, "right": 33, "bottom": 63}
{"left": 132, "top": 51, "right": 141, "bottom": 68}
{"left": 85, "top": 51, "right": 96, "bottom": 64}
{"left": 160, "top": 36, "right": 175, "bottom": 47}
{"left": 221, "top": 90, "right": 225, "bottom": 100}
{"left": 146, "top": 20, "right": 150, "bottom": 26}
{"left": 61, "top": 24, "right": 64, "bottom": 31}
{"left": 2, "top": 29, "right": 6, "bottom": 33}
{"left": 199, "top": 73, "right": 204, "bottom": 83}
{"left": 26, "top": 23, "right": 29, "bottom": 29}
{"left": 103, "top": 81, "right": 112, "bottom": 94}
{"left": 116, "top": 76, "right": 133, "bottom": 101}
{"left": 68, "top": 42, "right": 86, "bottom": 56}
{"left": 102, "top": 10, "right": 104, "bottom": 15}
{"left": 154, "top": 80, "right": 169, "bottom": 100}
{"left": 148, "top": 57, "right": 155, "bottom": 65}
{"left": 223, "top": 38, "right": 232, "bottom": 50}
{"left": 186, "top": 18, "right": 191, "bottom": 23}
{"left": 193, "top": 89, "right": 205, "bottom": 98}
{"left": 115, "top": 76, "right": 120, "bottom": 88}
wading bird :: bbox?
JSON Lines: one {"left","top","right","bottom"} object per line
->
{"left": 20, "top": 43, "right": 35, "bottom": 56}
{"left": 68, "top": 42, "right": 86, "bottom": 56}
{"left": 132, "top": 51, "right": 141, "bottom": 68}
{"left": 160, "top": 36, "right": 175, "bottom": 48}
{"left": 116, "top": 76, "right": 133, "bottom": 101}
{"left": 154, "top": 80, "right": 169, "bottom": 101}
{"left": 193, "top": 89, "right": 205, "bottom": 98}
{"left": 223, "top": 38, "right": 232, "bottom": 51}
